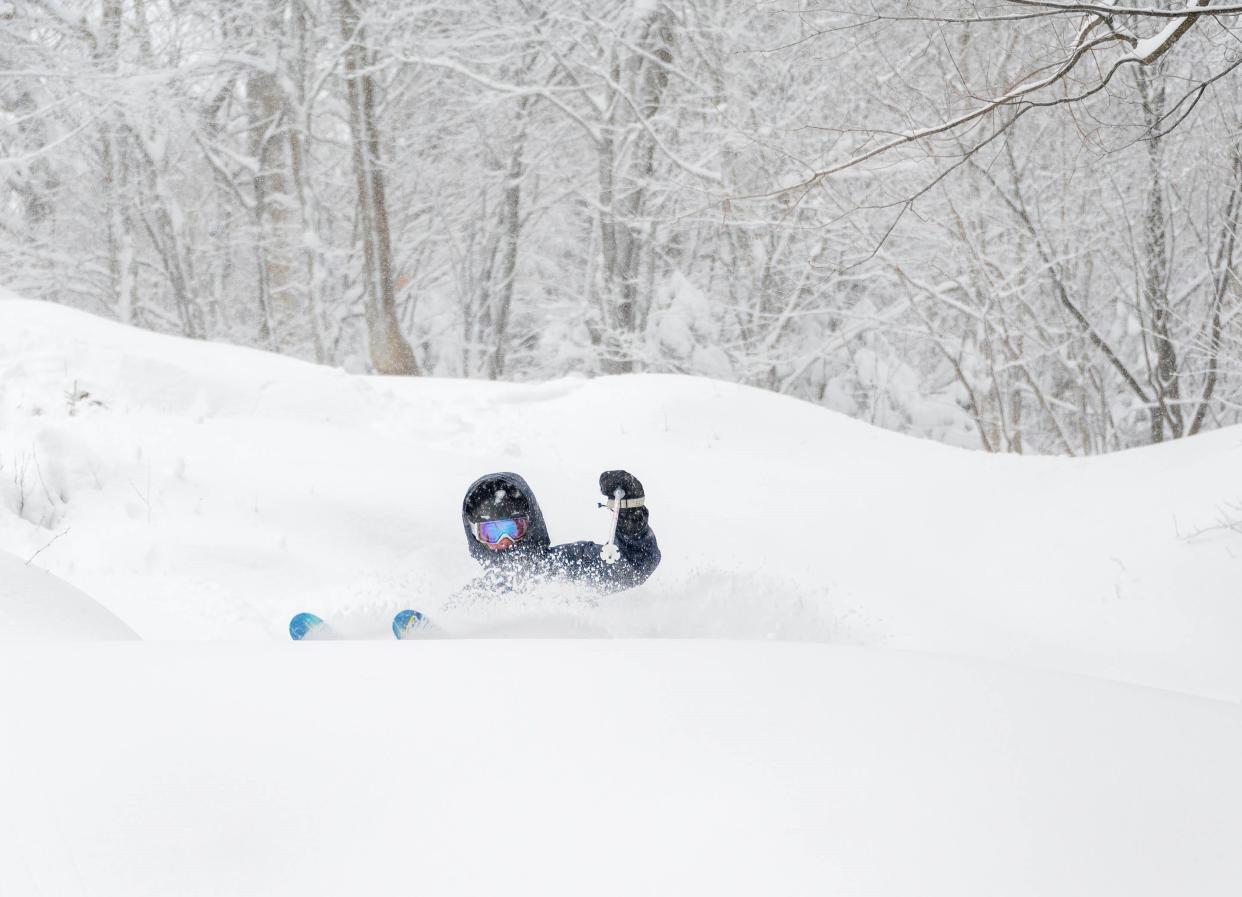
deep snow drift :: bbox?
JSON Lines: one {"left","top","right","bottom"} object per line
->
{"left": 1, "top": 296, "right": 1240, "bottom": 896}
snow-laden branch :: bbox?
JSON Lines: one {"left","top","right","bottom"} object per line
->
{"left": 396, "top": 53, "right": 602, "bottom": 144}
{"left": 0, "top": 110, "right": 104, "bottom": 167}
{"left": 756, "top": 29, "right": 1130, "bottom": 198}
{"left": 1005, "top": 0, "right": 1242, "bottom": 18}
{"left": 591, "top": 67, "right": 724, "bottom": 185}
{"left": 1117, "top": 0, "right": 1215, "bottom": 63}
{"left": 400, "top": 53, "right": 723, "bottom": 186}
{"left": 757, "top": 0, "right": 1221, "bottom": 198}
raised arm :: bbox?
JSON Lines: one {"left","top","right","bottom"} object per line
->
{"left": 548, "top": 470, "right": 661, "bottom": 591}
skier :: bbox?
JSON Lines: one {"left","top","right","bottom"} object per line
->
{"left": 460, "top": 470, "right": 660, "bottom": 594}
{"left": 291, "top": 469, "right": 658, "bottom": 640}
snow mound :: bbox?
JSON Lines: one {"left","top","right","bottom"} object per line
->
{"left": 0, "top": 548, "right": 137, "bottom": 641}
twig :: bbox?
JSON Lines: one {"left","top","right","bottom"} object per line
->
{"left": 26, "top": 527, "right": 71, "bottom": 566}
{"left": 1180, "top": 501, "right": 1242, "bottom": 541}
{"left": 128, "top": 467, "right": 152, "bottom": 523}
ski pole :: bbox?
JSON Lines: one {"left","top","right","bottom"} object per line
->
{"left": 600, "top": 487, "right": 624, "bottom": 564}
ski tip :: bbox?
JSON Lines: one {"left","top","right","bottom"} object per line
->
{"left": 392, "top": 609, "right": 427, "bottom": 640}
{"left": 289, "top": 612, "right": 325, "bottom": 641}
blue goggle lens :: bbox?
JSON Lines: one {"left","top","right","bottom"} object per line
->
{"left": 474, "top": 516, "right": 529, "bottom": 545}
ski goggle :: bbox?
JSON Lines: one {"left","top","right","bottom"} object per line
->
{"left": 471, "top": 516, "right": 529, "bottom": 548}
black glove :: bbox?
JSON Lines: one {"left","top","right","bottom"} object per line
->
{"left": 600, "top": 470, "right": 648, "bottom": 537}
{"left": 599, "top": 470, "right": 644, "bottom": 500}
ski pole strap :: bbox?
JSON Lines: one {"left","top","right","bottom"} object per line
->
{"left": 606, "top": 496, "right": 645, "bottom": 510}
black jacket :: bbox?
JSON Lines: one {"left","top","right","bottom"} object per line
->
{"left": 460, "top": 472, "right": 661, "bottom": 595}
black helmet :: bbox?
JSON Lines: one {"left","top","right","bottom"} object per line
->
{"left": 463, "top": 475, "right": 532, "bottom": 522}
{"left": 460, "top": 472, "right": 551, "bottom": 565}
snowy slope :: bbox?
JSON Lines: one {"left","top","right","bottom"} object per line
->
{"left": 1, "top": 297, "right": 1241, "bottom": 896}
{"left": 0, "top": 297, "right": 1238, "bottom": 694}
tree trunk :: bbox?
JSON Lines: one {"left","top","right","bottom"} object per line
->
{"left": 488, "top": 95, "right": 530, "bottom": 380}
{"left": 99, "top": 0, "right": 137, "bottom": 324}
{"left": 247, "top": 39, "right": 286, "bottom": 347}
{"left": 337, "top": 0, "right": 418, "bottom": 375}
{"left": 288, "top": 0, "right": 329, "bottom": 363}
{"left": 1137, "top": 66, "right": 1182, "bottom": 442}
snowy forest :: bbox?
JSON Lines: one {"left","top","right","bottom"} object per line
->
{"left": 2, "top": 0, "right": 1240, "bottom": 455}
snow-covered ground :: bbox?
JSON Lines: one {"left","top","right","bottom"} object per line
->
{"left": 2, "top": 295, "right": 1240, "bottom": 895}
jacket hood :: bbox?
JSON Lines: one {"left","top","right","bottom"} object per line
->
{"left": 461, "top": 472, "right": 551, "bottom": 567}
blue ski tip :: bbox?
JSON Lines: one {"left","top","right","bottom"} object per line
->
{"left": 392, "top": 609, "right": 427, "bottom": 640}
{"left": 289, "top": 612, "right": 325, "bottom": 641}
